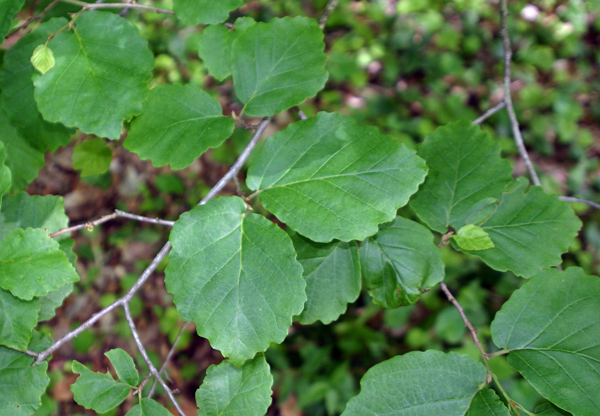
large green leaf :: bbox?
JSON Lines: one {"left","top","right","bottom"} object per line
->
{"left": 37, "top": 282, "right": 73, "bottom": 322}
{"left": 465, "top": 389, "right": 511, "bottom": 416}
{"left": 0, "top": 142, "right": 10, "bottom": 206}
{"left": 536, "top": 403, "right": 572, "bottom": 416}
{"left": 0, "top": 18, "right": 71, "bottom": 152}
{"left": 342, "top": 350, "right": 487, "bottom": 416}
{"left": 125, "top": 398, "right": 171, "bottom": 416}
{"left": 33, "top": 12, "right": 154, "bottom": 139}
{"left": 491, "top": 267, "right": 600, "bottom": 416}
{"left": 104, "top": 349, "right": 139, "bottom": 387}
{"left": 247, "top": 112, "right": 427, "bottom": 242}
{"left": 174, "top": 0, "right": 243, "bottom": 26}
{"left": 0, "top": 228, "right": 79, "bottom": 300}
{"left": 0, "top": 0, "right": 24, "bottom": 39}
{"left": 409, "top": 121, "right": 513, "bottom": 233}
{"left": 232, "top": 16, "right": 328, "bottom": 116}
{"left": 165, "top": 197, "right": 306, "bottom": 365}
{"left": 360, "top": 216, "right": 445, "bottom": 308}
{"left": 124, "top": 84, "right": 235, "bottom": 170}
{"left": 196, "top": 354, "right": 273, "bottom": 416}
{"left": 455, "top": 178, "right": 582, "bottom": 277}
{"left": 291, "top": 234, "right": 360, "bottom": 324}
{"left": 0, "top": 288, "right": 40, "bottom": 350}
{"left": 72, "top": 138, "right": 112, "bottom": 177}
{"left": 198, "top": 17, "right": 256, "bottom": 81}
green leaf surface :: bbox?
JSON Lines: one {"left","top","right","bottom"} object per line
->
{"left": 491, "top": 267, "right": 600, "bottom": 416}
{"left": 342, "top": 350, "right": 487, "bottom": 416}
{"left": 71, "top": 360, "right": 131, "bottom": 413}
{"left": 456, "top": 178, "right": 582, "bottom": 277}
{"left": 0, "top": 18, "right": 71, "bottom": 152}
{"left": 291, "top": 234, "right": 361, "bottom": 324}
{"left": 0, "top": 228, "right": 79, "bottom": 300}
{"left": 535, "top": 403, "right": 572, "bottom": 416}
{"left": 409, "top": 121, "right": 513, "bottom": 233}
{"left": 0, "top": 288, "right": 41, "bottom": 350}
{"left": 165, "top": 197, "right": 306, "bottom": 365}
{"left": 34, "top": 12, "right": 154, "bottom": 139}
{"left": 125, "top": 398, "right": 172, "bottom": 416}
{"left": 359, "top": 216, "right": 444, "bottom": 308}
{"left": 198, "top": 17, "right": 256, "bottom": 81}
{"left": 196, "top": 354, "right": 273, "bottom": 416}
{"left": 0, "top": 142, "right": 11, "bottom": 206}
{"left": 232, "top": 16, "right": 328, "bottom": 116}
{"left": 465, "top": 389, "right": 511, "bottom": 416}
{"left": 452, "top": 224, "right": 494, "bottom": 251}
{"left": 175, "top": 0, "right": 243, "bottom": 26}
{"left": 105, "top": 348, "right": 139, "bottom": 387}
{"left": 0, "top": 0, "right": 24, "bottom": 39}
{"left": 37, "top": 283, "right": 73, "bottom": 322}
{"left": 247, "top": 112, "right": 427, "bottom": 242}
{"left": 72, "top": 138, "right": 112, "bottom": 177}
{"left": 30, "top": 44, "right": 55, "bottom": 74}
{"left": 0, "top": 342, "right": 49, "bottom": 416}
{"left": 124, "top": 84, "right": 235, "bottom": 169}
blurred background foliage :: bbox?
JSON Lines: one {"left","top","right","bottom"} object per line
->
{"left": 13, "top": 0, "right": 599, "bottom": 414}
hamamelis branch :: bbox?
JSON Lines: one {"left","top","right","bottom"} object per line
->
{"left": 472, "top": 101, "right": 506, "bottom": 125}
{"left": 319, "top": 0, "right": 340, "bottom": 29}
{"left": 6, "top": 0, "right": 61, "bottom": 37}
{"left": 559, "top": 196, "right": 600, "bottom": 210}
{"left": 60, "top": 0, "right": 175, "bottom": 14}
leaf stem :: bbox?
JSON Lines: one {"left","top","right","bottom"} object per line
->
{"left": 60, "top": 0, "right": 175, "bottom": 15}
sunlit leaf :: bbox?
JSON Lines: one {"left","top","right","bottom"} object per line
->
{"left": 104, "top": 348, "right": 139, "bottom": 387}
{"left": 30, "top": 44, "right": 55, "bottom": 74}
{"left": 175, "top": 0, "right": 243, "bottom": 26}
{"left": 72, "top": 138, "right": 112, "bottom": 177}
{"left": 452, "top": 224, "right": 494, "bottom": 251}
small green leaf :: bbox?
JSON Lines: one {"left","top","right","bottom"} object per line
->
{"left": 232, "top": 16, "right": 328, "bottom": 116}
{"left": 30, "top": 44, "right": 55, "bottom": 74}
{"left": 0, "top": 0, "right": 25, "bottom": 39}
{"left": 105, "top": 348, "right": 139, "bottom": 387}
{"left": 247, "top": 112, "right": 427, "bottom": 242}
{"left": 360, "top": 216, "right": 444, "bottom": 308}
{"left": 125, "top": 398, "right": 171, "bottom": 416}
{"left": 535, "top": 403, "right": 571, "bottom": 416}
{"left": 175, "top": 0, "right": 243, "bottom": 26}
{"left": 465, "top": 389, "right": 511, "bottom": 416}
{"left": 0, "top": 141, "right": 11, "bottom": 207}
{"left": 491, "top": 267, "right": 600, "bottom": 415}
{"left": 0, "top": 288, "right": 41, "bottom": 350}
{"left": 71, "top": 359, "right": 131, "bottom": 413}
{"left": 452, "top": 224, "right": 494, "bottom": 251}
{"left": 124, "top": 84, "right": 235, "bottom": 170}
{"left": 0, "top": 228, "right": 79, "bottom": 300}
{"left": 196, "top": 354, "right": 273, "bottom": 416}
{"left": 291, "top": 234, "right": 361, "bottom": 324}
{"left": 342, "top": 351, "right": 487, "bottom": 416}
{"left": 72, "top": 138, "right": 112, "bottom": 177}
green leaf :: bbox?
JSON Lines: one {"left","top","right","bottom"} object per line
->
{"left": 0, "top": 288, "right": 41, "bottom": 350}
{"left": 0, "top": 228, "right": 79, "bottom": 300}
{"left": 124, "top": 84, "right": 235, "bottom": 170}
{"left": 359, "top": 216, "right": 444, "bottom": 308}
{"left": 232, "top": 16, "right": 328, "bottom": 116}
{"left": 0, "top": 0, "right": 24, "bottom": 39}
{"left": 198, "top": 17, "right": 256, "bottom": 81}
{"left": 104, "top": 348, "right": 139, "bottom": 387}
{"left": 72, "top": 138, "right": 112, "bottom": 177}
{"left": 535, "top": 403, "right": 571, "bottom": 416}
{"left": 491, "top": 267, "right": 600, "bottom": 416}
{"left": 165, "top": 196, "right": 306, "bottom": 365}
{"left": 174, "top": 0, "right": 243, "bottom": 26}
{"left": 465, "top": 389, "right": 511, "bottom": 416}
{"left": 0, "top": 342, "right": 49, "bottom": 415}
{"left": 452, "top": 224, "right": 494, "bottom": 251}
{"left": 196, "top": 354, "right": 273, "bottom": 416}
{"left": 0, "top": 18, "right": 71, "bottom": 152}
{"left": 247, "top": 112, "right": 427, "bottom": 242}
{"left": 0, "top": 141, "right": 11, "bottom": 206}
{"left": 37, "top": 282, "right": 73, "bottom": 322}
{"left": 71, "top": 360, "right": 131, "bottom": 413}
{"left": 30, "top": 44, "right": 55, "bottom": 75}
{"left": 342, "top": 350, "right": 487, "bottom": 416}
{"left": 34, "top": 12, "right": 154, "bottom": 139}
{"left": 291, "top": 234, "right": 361, "bottom": 324}
{"left": 125, "top": 398, "right": 172, "bottom": 416}
{"left": 455, "top": 178, "right": 582, "bottom": 277}
{"left": 409, "top": 121, "right": 513, "bottom": 233}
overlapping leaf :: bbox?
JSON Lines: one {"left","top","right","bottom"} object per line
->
{"left": 165, "top": 197, "right": 306, "bottom": 365}
{"left": 0, "top": 288, "right": 40, "bottom": 350}
{"left": 455, "top": 178, "right": 581, "bottom": 277}
{"left": 409, "top": 121, "right": 513, "bottom": 233}
{"left": 491, "top": 267, "right": 600, "bottom": 416}
{"left": 125, "top": 398, "right": 172, "bottom": 416}
{"left": 34, "top": 11, "right": 154, "bottom": 139}
{"left": 124, "top": 84, "right": 235, "bottom": 169}
{"left": 360, "top": 216, "right": 444, "bottom": 308}
{"left": 232, "top": 16, "right": 328, "bottom": 116}
{"left": 292, "top": 234, "right": 360, "bottom": 324}
{"left": 72, "top": 138, "right": 112, "bottom": 176}
{"left": 342, "top": 350, "right": 487, "bottom": 416}
{"left": 0, "top": 142, "right": 10, "bottom": 206}
{"left": 105, "top": 348, "right": 139, "bottom": 387}
{"left": 175, "top": 0, "right": 243, "bottom": 26}
{"left": 0, "top": 0, "right": 24, "bottom": 39}
{"left": 465, "top": 389, "right": 511, "bottom": 416}
{"left": 247, "top": 112, "right": 427, "bottom": 242}
{"left": 196, "top": 354, "right": 273, "bottom": 416}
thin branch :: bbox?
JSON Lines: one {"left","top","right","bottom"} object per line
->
{"left": 472, "top": 101, "right": 506, "bottom": 125}
{"left": 500, "top": 0, "right": 541, "bottom": 187}
{"left": 559, "top": 196, "right": 600, "bottom": 210}
{"left": 124, "top": 304, "right": 188, "bottom": 416}
{"left": 60, "top": 0, "right": 175, "bottom": 14}
{"left": 319, "top": 0, "right": 340, "bottom": 29}
{"left": 148, "top": 321, "right": 190, "bottom": 398}
{"left": 297, "top": 109, "right": 308, "bottom": 120}
{"left": 114, "top": 210, "right": 175, "bottom": 227}
{"left": 6, "top": 0, "right": 61, "bottom": 38}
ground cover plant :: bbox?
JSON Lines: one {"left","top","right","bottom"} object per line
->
{"left": 0, "top": 0, "right": 599, "bottom": 415}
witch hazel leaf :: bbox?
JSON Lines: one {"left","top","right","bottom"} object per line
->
{"left": 465, "top": 389, "right": 511, "bottom": 416}
{"left": 104, "top": 348, "right": 139, "bottom": 387}
{"left": 125, "top": 398, "right": 172, "bottom": 416}
{"left": 72, "top": 138, "right": 112, "bottom": 177}
{"left": 0, "top": 0, "right": 25, "bottom": 39}
{"left": 0, "top": 141, "right": 11, "bottom": 207}
{"left": 71, "top": 360, "right": 131, "bottom": 413}
{"left": 247, "top": 112, "right": 427, "bottom": 243}
{"left": 452, "top": 224, "right": 494, "bottom": 251}
{"left": 0, "top": 288, "right": 41, "bottom": 350}
{"left": 175, "top": 0, "right": 243, "bottom": 26}
{"left": 30, "top": 44, "right": 55, "bottom": 74}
